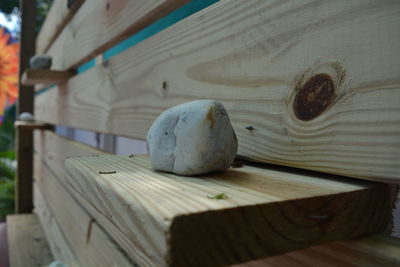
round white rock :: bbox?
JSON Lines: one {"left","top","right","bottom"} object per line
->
{"left": 18, "top": 112, "right": 35, "bottom": 122}
{"left": 29, "top": 55, "right": 52, "bottom": 70}
{"left": 146, "top": 100, "right": 238, "bottom": 175}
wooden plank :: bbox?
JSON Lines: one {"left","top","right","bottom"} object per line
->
{"left": 6, "top": 214, "right": 53, "bottom": 267}
{"left": 21, "top": 69, "right": 76, "bottom": 86}
{"left": 34, "top": 131, "right": 400, "bottom": 265}
{"left": 46, "top": 0, "right": 189, "bottom": 70}
{"left": 35, "top": 0, "right": 400, "bottom": 183}
{"left": 33, "top": 132, "right": 133, "bottom": 266}
{"left": 34, "top": 184, "right": 78, "bottom": 266}
{"left": 234, "top": 234, "right": 400, "bottom": 267}
{"left": 16, "top": 0, "right": 36, "bottom": 213}
{"left": 36, "top": 0, "right": 85, "bottom": 54}
{"left": 15, "top": 120, "right": 53, "bottom": 130}
{"left": 63, "top": 154, "right": 393, "bottom": 267}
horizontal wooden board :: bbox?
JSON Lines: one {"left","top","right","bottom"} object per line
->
{"left": 234, "top": 234, "right": 400, "bottom": 267}
{"left": 15, "top": 120, "right": 52, "bottom": 130}
{"left": 64, "top": 154, "right": 393, "bottom": 267}
{"left": 21, "top": 69, "right": 76, "bottom": 86}
{"left": 33, "top": 132, "right": 133, "bottom": 266}
{"left": 33, "top": 131, "right": 400, "bottom": 266}
{"left": 35, "top": 0, "right": 400, "bottom": 182}
{"left": 34, "top": 184, "right": 78, "bottom": 266}
{"left": 46, "top": 0, "right": 189, "bottom": 70}
{"left": 6, "top": 214, "right": 53, "bottom": 267}
{"left": 36, "top": 0, "right": 85, "bottom": 54}
{"left": 34, "top": 160, "right": 133, "bottom": 267}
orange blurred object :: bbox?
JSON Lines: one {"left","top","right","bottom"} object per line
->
{"left": 0, "top": 27, "right": 19, "bottom": 115}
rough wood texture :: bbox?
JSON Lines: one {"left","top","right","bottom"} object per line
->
{"left": 33, "top": 158, "right": 133, "bottom": 267}
{"left": 35, "top": 0, "right": 400, "bottom": 183}
{"left": 7, "top": 214, "right": 53, "bottom": 267}
{"left": 21, "top": 69, "right": 76, "bottom": 85}
{"left": 64, "top": 154, "right": 393, "bottom": 267}
{"left": 34, "top": 184, "right": 78, "bottom": 266}
{"left": 36, "top": 0, "right": 85, "bottom": 54}
{"left": 234, "top": 234, "right": 400, "bottom": 267}
{"left": 34, "top": 131, "right": 133, "bottom": 266}
{"left": 34, "top": 131, "right": 400, "bottom": 265}
{"left": 45, "top": 0, "right": 188, "bottom": 70}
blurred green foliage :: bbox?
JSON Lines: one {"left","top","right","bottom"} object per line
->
{"left": 0, "top": 106, "right": 16, "bottom": 221}
{"left": 0, "top": 0, "right": 53, "bottom": 33}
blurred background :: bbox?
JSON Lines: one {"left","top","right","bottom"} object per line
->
{"left": 0, "top": 0, "right": 52, "bottom": 223}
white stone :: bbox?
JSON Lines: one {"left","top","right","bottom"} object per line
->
{"left": 48, "top": 261, "right": 68, "bottom": 267}
{"left": 29, "top": 55, "right": 52, "bottom": 69}
{"left": 146, "top": 100, "right": 238, "bottom": 175}
{"left": 18, "top": 112, "right": 34, "bottom": 122}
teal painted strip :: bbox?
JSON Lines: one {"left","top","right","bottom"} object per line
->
{"left": 38, "top": 0, "right": 219, "bottom": 90}
{"left": 77, "top": 58, "right": 96, "bottom": 73}
{"left": 103, "top": 0, "right": 219, "bottom": 60}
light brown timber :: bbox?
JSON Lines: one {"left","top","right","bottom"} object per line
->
{"left": 36, "top": 0, "right": 85, "bottom": 54}
{"left": 34, "top": 184, "right": 78, "bottom": 266}
{"left": 35, "top": 0, "right": 400, "bottom": 183}
{"left": 21, "top": 69, "right": 76, "bottom": 86}
{"left": 15, "top": 120, "right": 53, "bottom": 130}
{"left": 34, "top": 131, "right": 400, "bottom": 265}
{"left": 44, "top": 0, "right": 189, "bottom": 70}
{"left": 33, "top": 157, "right": 133, "bottom": 267}
{"left": 64, "top": 153, "right": 393, "bottom": 267}
{"left": 6, "top": 214, "right": 53, "bottom": 267}
{"left": 234, "top": 234, "right": 400, "bottom": 267}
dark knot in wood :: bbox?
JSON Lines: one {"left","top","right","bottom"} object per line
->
{"left": 294, "top": 73, "right": 336, "bottom": 121}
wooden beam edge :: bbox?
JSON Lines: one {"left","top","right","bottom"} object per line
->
{"left": 22, "top": 69, "right": 76, "bottom": 86}
{"left": 15, "top": 120, "right": 53, "bottom": 130}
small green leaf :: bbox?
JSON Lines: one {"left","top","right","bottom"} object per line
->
{"left": 207, "top": 193, "right": 228, "bottom": 200}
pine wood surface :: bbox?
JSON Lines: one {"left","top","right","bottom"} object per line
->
{"left": 44, "top": 0, "right": 189, "bottom": 70}
{"left": 34, "top": 131, "right": 399, "bottom": 266}
{"left": 35, "top": 0, "right": 400, "bottom": 182}
{"left": 63, "top": 153, "right": 392, "bottom": 267}
{"left": 35, "top": 0, "right": 85, "bottom": 54}
{"left": 34, "top": 184, "right": 78, "bottom": 266}
{"left": 233, "top": 234, "right": 400, "bottom": 267}
{"left": 6, "top": 214, "right": 53, "bottom": 267}
{"left": 33, "top": 131, "right": 133, "bottom": 266}
{"left": 33, "top": 155, "right": 133, "bottom": 267}
{"left": 21, "top": 69, "right": 76, "bottom": 86}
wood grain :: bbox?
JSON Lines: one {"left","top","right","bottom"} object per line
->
{"left": 34, "top": 133, "right": 133, "bottom": 266}
{"left": 36, "top": 0, "right": 85, "bottom": 54}
{"left": 45, "top": 0, "right": 189, "bottom": 70}
{"left": 34, "top": 184, "right": 78, "bottom": 266}
{"left": 234, "top": 234, "right": 400, "bottom": 267}
{"left": 35, "top": 0, "right": 400, "bottom": 182}
{"left": 6, "top": 214, "right": 53, "bottom": 267}
{"left": 63, "top": 153, "right": 393, "bottom": 267}
{"left": 21, "top": 69, "right": 76, "bottom": 85}
{"left": 34, "top": 131, "right": 399, "bottom": 266}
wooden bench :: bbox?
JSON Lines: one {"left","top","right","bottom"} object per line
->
{"left": 13, "top": 0, "right": 400, "bottom": 266}
{"left": 6, "top": 214, "right": 53, "bottom": 267}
